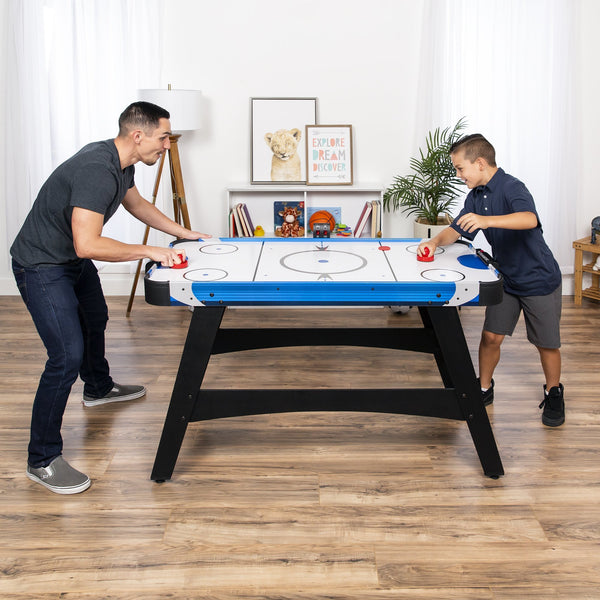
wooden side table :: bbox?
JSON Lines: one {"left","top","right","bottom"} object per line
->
{"left": 572, "top": 237, "right": 600, "bottom": 304}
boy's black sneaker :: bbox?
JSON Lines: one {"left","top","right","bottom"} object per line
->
{"left": 539, "top": 383, "right": 565, "bottom": 427}
{"left": 478, "top": 378, "right": 494, "bottom": 406}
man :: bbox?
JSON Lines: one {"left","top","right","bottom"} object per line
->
{"left": 11, "top": 102, "right": 210, "bottom": 494}
{"left": 418, "top": 134, "right": 564, "bottom": 427}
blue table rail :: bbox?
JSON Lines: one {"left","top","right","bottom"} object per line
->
{"left": 145, "top": 238, "right": 505, "bottom": 480}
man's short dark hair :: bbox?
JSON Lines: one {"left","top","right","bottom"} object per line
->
{"left": 450, "top": 133, "right": 496, "bottom": 167}
{"left": 118, "top": 102, "right": 170, "bottom": 136}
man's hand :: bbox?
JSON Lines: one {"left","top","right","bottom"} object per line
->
{"left": 180, "top": 229, "right": 211, "bottom": 240}
{"left": 122, "top": 186, "right": 213, "bottom": 240}
{"left": 146, "top": 246, "right": 189, "bottom": 267}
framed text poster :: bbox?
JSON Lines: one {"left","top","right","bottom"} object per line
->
{"left": 305, "top": 124, "right": 353, "bottom": 185}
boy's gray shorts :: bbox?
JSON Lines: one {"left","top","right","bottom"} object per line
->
{"left": 483, "top": 284, "right": 562, "bottom": 349}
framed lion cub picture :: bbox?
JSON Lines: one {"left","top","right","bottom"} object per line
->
{"left": 251, "top": 97, "right": 318, "bottom": 184}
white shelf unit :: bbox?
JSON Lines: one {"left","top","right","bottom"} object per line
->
{"left": 227, "top": 184, "right": 384, "bottom": 238}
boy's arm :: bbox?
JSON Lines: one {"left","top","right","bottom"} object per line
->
{"left": 417, "top": 226, "right": 461, "bottom": 257}
{"left": 456, "top": 211, "right": 538, "bottom": 234}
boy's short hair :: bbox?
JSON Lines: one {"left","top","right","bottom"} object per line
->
{"left": 118, "top": 101, "right": 170, "bottom": 136}
{"left": 450, "top": 134, "right": 496, "bottom": 167}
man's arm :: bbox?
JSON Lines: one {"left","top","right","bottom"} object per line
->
{"left": 121, "top": 185, "right": 210, "bottom": 240}
{"left": 72, "top": 207, "right": 189, "bottom": 266}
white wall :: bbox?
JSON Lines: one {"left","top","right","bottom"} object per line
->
{"left": 578, "top": 0, "right": 600, "bottom": 234}
{"left": 158, "top": 0, "right": 425, "bottom": 239}
{"left": 0, "top": 0, "right": 10, "bottom": 293}
{"left": 1, "top": 0, "right": 598, "bottom": 295}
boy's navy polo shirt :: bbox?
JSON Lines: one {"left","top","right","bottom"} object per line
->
{"left": 450, "top": 168, "right": 561, "bottom": 296}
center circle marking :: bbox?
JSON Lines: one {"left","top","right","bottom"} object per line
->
{"left": 281, "top": 250, "right": 367, "bottom": 275}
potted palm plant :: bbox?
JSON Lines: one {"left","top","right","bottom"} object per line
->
{"left": 383, "top": 118, "right": 467, "bottom": 238}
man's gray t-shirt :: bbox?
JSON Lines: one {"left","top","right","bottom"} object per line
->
{"left": 11, "top": 139, "right": 135, "bottom": 267}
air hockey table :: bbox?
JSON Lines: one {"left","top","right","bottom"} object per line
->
{"left": 145, "top": 237, "right": 505, "bottom": 481}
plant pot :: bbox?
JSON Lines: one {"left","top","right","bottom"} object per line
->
{"left": 413, "top": 215, "right": 453, "bottom": 239}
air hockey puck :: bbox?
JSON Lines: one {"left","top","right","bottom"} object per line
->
{"left": 417, "top": 247, "right": 434, "bottom": 262}
{"left": 172, "top": 251, "right": 188, "bottom": 269}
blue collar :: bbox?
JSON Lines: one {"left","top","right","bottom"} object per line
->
{"left": 475, "top": 167, "right": 505, "bottom": 194}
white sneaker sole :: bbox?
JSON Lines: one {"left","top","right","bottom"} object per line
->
{"left": 82, "top": 388, "right": 146, "bottom": 407}
{"left": 26, "top": 471, "right": 91, "bottom": 494}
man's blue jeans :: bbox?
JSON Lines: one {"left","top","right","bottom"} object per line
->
{"left": 12, "top": 258, "right": 113, "bottom": 467}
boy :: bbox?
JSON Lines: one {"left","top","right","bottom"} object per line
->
{"left": 417, "top": 134, "right": 564, "bottom": 427}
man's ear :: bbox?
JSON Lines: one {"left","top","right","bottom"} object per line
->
{"left": 132, "top": 130, "right": 144, "bottom": 144}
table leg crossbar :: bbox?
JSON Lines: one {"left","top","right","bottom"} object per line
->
{"left": 151, "top": 306, "right": 504, "bottom": 482}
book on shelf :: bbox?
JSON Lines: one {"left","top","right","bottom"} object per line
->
{"left": 370, "top": 200, "right": 383, "bottom": 237}
{"left": 229, "top": 208, "right": 237, "bottom": 237}
{"left": 241, "top": 203, "right": 255, "bottom": 235}
{"left": 236, "top": 203, "right": 250, "bottom": 236}
{"left": 233, "top": 205, "right": 243, "bottom": 236}
{"left": 370, "top": 201, "right": 377, "bottom": 238}
{"left": 231, "top": 205, "right": 246, "bottom": 237}
{"left": 354, "top": 201, "right": 373, "bottom": 237}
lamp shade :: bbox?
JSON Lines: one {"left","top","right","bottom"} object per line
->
{"left": 137, "top": 88, "right": 203, "bottom": 131}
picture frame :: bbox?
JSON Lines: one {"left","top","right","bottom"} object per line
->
{"left": 251, "top": 97, "right": 318, "bottom": 184}
{"left": 305, "top": 124, "right": 353, "bottom": 185}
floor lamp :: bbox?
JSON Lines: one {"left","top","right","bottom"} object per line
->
{"left": 126, "top": 87, "right": 203, "bottom": 317}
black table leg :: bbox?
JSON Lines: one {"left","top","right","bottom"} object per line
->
{"left": 151, "top": 305, "right": 504, "bottom": 481}
{"left": 423, "top": 307, "right": 504, "bottom": 477}
{"left": 151, "top": 306, "right": 225, "bottom": 481}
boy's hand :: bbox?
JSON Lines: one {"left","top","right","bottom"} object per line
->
{"left": 417, "top": 241, "right": 437, "bottom": 257}
{"left": 456, "top": 212, "right": 489, "bottom": 233}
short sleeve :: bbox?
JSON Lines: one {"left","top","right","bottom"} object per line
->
{"left": 70, "top": 163, "right": 119, "bottom": 215}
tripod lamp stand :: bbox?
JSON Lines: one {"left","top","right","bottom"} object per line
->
{"left": 126, "top": 87, "right": 203, "bottom": 317}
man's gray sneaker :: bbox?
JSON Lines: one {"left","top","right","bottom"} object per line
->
{"left": 82, "top": 382, "right": 146, "bottom": 407}
{"left": 26, "top": 456, "right": 91, "bottom": 495}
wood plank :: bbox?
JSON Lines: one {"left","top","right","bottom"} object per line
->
{"left": 0, "top": 296, "right": 599, "bottom": 599}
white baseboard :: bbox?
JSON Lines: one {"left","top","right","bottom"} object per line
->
{"left": 0, "top": 273, "right": 142, "bottom": 296}
{"left": 0, "top": 277, "right": 18, "bottom": 295}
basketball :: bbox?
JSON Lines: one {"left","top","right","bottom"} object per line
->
{"left": 309, "top": 210, "right": 336, "bottom": 232}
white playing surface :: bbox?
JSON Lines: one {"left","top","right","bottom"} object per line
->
{"left": 147, "top": 239, "right": 497, "bottom": 284}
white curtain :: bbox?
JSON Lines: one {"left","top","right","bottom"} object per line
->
{"left": 4, "top": 0, "right": 164, "bottom": 266}
{"left": 417, "top": 0, "right": 578, "bottom": 270}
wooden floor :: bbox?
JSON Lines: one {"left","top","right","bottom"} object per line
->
{"left": 1, "top": 295, "right": 599, "bottom": 599}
